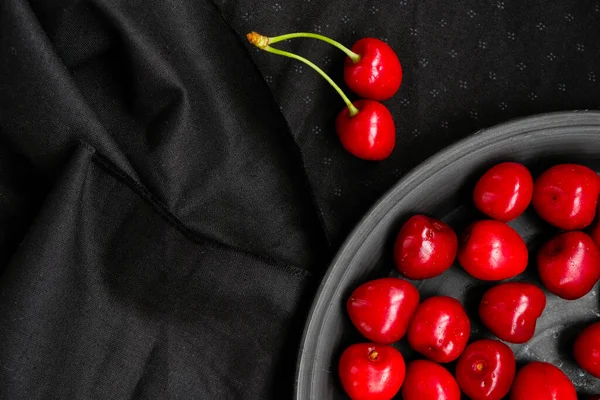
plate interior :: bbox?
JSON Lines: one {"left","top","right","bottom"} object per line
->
{"left": 296, "top": 112, "right": 600, "bottom": 399}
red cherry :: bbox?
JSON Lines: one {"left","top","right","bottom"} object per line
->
{"left": 344, "top": 38, "right": 402, "bottom": 101}
{"left": 532, "top": 164, "right": 600, "bottom": 230}
{"left": 510, "top": 362, "right": 577, "bottom": 400}
{"left": 479, "top": 283, "right": 546, "bottom": 344}
{"left": 537, "top": 231, "right": 600, "bottom": 300}
{"left": 407, "top": 296, "right": 470, "bottom": 363}
{"left": 346, "top": 278, "right": 420, "bottom": 344}
{"left": 393, "top": 215, "right": 458, "bottom": 280}
{"left": 402, "top": 360, "right": 461, "bottom": 400}
{"left": 574, "top": 321, "right": 600, "bottom": 378}
{"left": 458, "top": 220, "right": 528, "bottom": 281}
{"left": 473, "top": 162, "right": 533, "bottom": 222}
{"left": 455, "top": 339, "right": 516, "bottom": 400}
{"left": 338, "top": 343, "right": 405, "bottom": 400}
{"left": 335, "top": 100, "right": 395, "bottom": 161}
{"left": 589, "top": 396, "right": 600, "bottom": 400}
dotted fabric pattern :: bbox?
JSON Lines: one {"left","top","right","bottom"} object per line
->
{"left": 216, "top": 0, "right": 600, "bottom": 244}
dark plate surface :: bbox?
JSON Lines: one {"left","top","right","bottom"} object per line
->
{"left": 296, "top": 111, "right": 600, "bottom": 399}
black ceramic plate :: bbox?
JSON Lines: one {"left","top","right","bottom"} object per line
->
{"left": 295, "top": 111, "right": 600, "bottom": 399}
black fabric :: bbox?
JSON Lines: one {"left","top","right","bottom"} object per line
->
{"left": 0, "top": 0, "right": 599, "bottom": 398}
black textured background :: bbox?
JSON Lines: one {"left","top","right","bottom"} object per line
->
{"left": 0, "top": 0, "right": 599, "bottom": 398}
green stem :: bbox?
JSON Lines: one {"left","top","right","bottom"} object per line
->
{"left": 261, "top": 45, "right": 359, "bottom": 116}
{"left": 267, "top": 32, "right": 361, "bottom": 63}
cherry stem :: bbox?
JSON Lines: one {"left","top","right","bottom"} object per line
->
{"left": 247, "top": 33, "right": 359, "bottom": 116}
{"left": 266, "top": 32, "right": 361, "bottom": 63}
{"left": 368, "top": 350, "right": 379, "bottom": 361}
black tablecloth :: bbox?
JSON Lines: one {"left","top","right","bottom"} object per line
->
{"left": 1, "top": 0, "right": 599, "bottom": 398}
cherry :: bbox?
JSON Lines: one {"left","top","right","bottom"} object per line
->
{"left": 346, "top": 277, "right": 420, "bottom": 344}
{"left": 393, "top": 215, "right": 458, "bottom": 280}
{"left": 338, "top": 343, "right": 405, "bottom": 400}
{"left": 401, "top": 360, "right": 461, "bottom": 400}
{"left": 249, "top": 32, "right": 402, "bottom": 101}
{"left": 473, "top": 162, "right": 534, "bottom": 222}
{"left": 247, "top": 32, "right": 396, "bottom": 161}
{"left": 479, "top": 282, "right": 546, "bottom": 344}
{"left": 343, "top": 38, "right": 402, "bottom": 101}
{"left": 532, "top": 163, "right": 600, "bottom": 230}
{"left": 574, "top": 321, "right": 600, "bottom": 378}
{"left": 510, "top": 362, "right": 577, "bottom": 400}
{"left": 458, "top": 220, "right": 528, "bottom": 281}
{"left": 407, "top": 296, "right": 470, "bottom": 363}
{"left": 455, "top": 339, "right": 516, "bottom": 400}
{"left": 537, "top": 231, "right": 600, "bottom": 300}
{"left": 335, "top": 100, "right": 395, "bottom": 160}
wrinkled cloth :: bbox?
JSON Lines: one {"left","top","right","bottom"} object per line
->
{"left": 0, "top": 0, "right": 599, "bottom": 398}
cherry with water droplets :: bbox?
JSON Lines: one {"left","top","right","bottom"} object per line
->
{"left": 346, "top": 277, "right": 420, "bottom": 344}
{"left": 473, "top": 162, "right": 533, "bottom": 222}
{"left": 344, "top": 38, "right": 402, "bottom": 101}
{"left": 574, "top": 321, "right": 600, "bottom": 378}
{"left": 335, "top": 100, "right": 395, "bottom": 161}
{"left": 338, "top": 343, "right": 405, "bottom": 400}
{"left": 510, "top": 362, "right": 577, "bottom": 400}
{"left": 455, "top": 339, "right": 516, "bottom": 400}
{"left": 532, "top": 164, "right": 600, "bottom": 230}
{"left": 537, "top": 231, "right": 600, "bottom": 300}
{"left": 393, "top": 215, "right": 458, "bottom": 280}
{"left": 458, "top": 220, "right": 528, "bottom": 281}
{"left": 402, "top": 360, "right": 461, "bottom": 400}
{"left": 407, "top": 296, "right": 470, "bottom": 363}
{"left": 479, "top": 282, "right": 546, "bottom": 344}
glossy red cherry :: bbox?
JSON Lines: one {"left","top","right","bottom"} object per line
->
{"left": 393, "top": 215, "right": 458, "bottom": 280}
{"left": 335, "top": 100, "right": 395, "bottom": 161}
{"left": 479, "top": 282, "right": 546, "bottom": 344}
{"left": 458, "top": 220, "right": 528, "bottom": 281}
{"left": 338, "top": 343, "right": 405, "bottom": 400}
{"left": 574, "top": 321, "right": 600, "bottom": 378}
{"left": 346, "top": 277, "right": 420, "bottom": 344}
{"left": 510, "top": 362, "right": 577, "bottom": 400}
{"left": 537, "top": 231, "right": 600, "bottom": 300}
{"left": 407, "top": 296, "right": 470, "bottom": 363}
{"left": 402, "top": 360, "right": 461, "bottom": 400}
{"left": 473, "top": 162, "right": 533, "bottom": 222}
{"left": 532, "top": 164, "right": 600, "bottom": 230}
{"left": 344, "top": 38, "right": 402, "bottom": 101}
{"left": 455, "top": 339, "right": 516, "bottom": 400}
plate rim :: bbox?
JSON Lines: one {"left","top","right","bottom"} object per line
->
{"left": 294, "top": 110, "right": 600, "bottom": 399}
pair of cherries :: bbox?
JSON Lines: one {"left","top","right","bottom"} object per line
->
{"left": 247, "top": 31, "right": 401, "bottom": 160}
